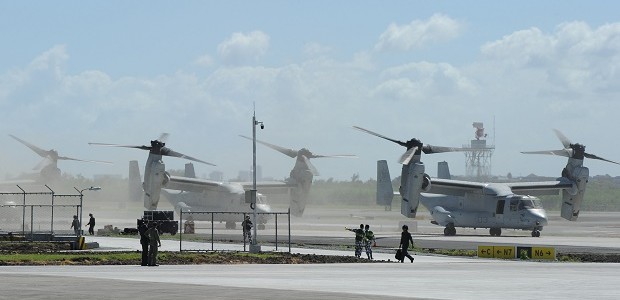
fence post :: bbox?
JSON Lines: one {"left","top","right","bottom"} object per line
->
{"left": 45, "top": 185, "right": 54, "bottom": 235}
{"left": 275, "top": 213, "right": 278, "bottom": 251}
{"left": 288, "top": 208, "right": 291, "bottom": 253}
{"left": 211, "top": 212, "right": 214, "bottom": 251}
{"left": 179, "top": 210, "right": 183, "bottom": 252}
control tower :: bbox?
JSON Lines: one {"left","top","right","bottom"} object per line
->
{"left": 463, "top": 122, "right": 494, "bottom": 180}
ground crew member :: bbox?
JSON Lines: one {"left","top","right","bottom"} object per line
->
{"left": 86, "top": 213, "right": 96, "bottom": 235}
{"left": 241, "top": 215, "right": 253, "bottom": 243}
{"left": 147, "top": 222, "right": 161, "bottom": 266}
{"left": 346, "top": 224, "right": 365, "bottom": 258}
{"left": 364, "top": 224, "right": 375, "bottom": 260}
{"left": 138, "top": 218, "right": 149, "bottom": 266}
{"left": 70, "top": 215, "right": 80, "bottom": 236}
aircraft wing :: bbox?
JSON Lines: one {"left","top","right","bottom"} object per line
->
{"left": 239, "top": 181, "right": 296, "bottom": 195}
{"left": 426, "top": 178, "right": 491, "bottom": 196}
{"left": 167, "top": 176, "right": 239, "bottom": 193}
{"left": 426, "top": 178, "right": 574, "bottom": 197}
{"left": 506, "top": 179, "right": 574, "bottom": 196}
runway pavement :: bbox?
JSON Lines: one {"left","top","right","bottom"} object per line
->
{"left": 1, "top": 236, "right": 619, "bottom": 300}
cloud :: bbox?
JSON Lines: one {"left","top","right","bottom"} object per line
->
{"left": 303, "top": 42, "right": 332, "bottom": 57}
{"left": 374, "top": 14, "right": 462, "bottom": 52}
{"left": 194, "top": 54, "right": 214, "bottom": 67}
{"left": 217, "top": 31, "right": 270, "bottom": 65}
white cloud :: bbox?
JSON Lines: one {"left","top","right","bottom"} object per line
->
{"left": 374, "top": 14, "right": 462, "bottom": 52}
{"left": 302, "top": 42, "right": 332, "bottom": 57}
{"left": 194, "top": 54, "right": 214, "bottom": 67}
{"left": 217, "top": 31, "right": 270, "bottom": 65}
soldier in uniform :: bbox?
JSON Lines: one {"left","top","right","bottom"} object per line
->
{"left": 70, "top": 215, "right": 80, "bottom": 236}
{"left": 241, "top": 215, "right": 253, "bottom": 243}
{"left": 364, "top": 224, "right": 375, "bottom": 260}
{"left": 346, "top": 224, "right": 365, "bottom": 258}
{"left": 147, "top": 222, "right": 161, "bottom": 266}
{"left": 86, "top": 213, "right": 96, "bottom": 235}
{"left": 138, "top": 218, "right": 149, "bottom": 266}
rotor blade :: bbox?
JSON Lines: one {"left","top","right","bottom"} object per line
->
{"left": 399, "top": 147, "right": 418, "bottom": 165}
{"left": 422, "top": 145, "right": 470, "bottom": 154}
{"left": 88, "top": 142, "right": 151, "bottom": 151}
{"left": 302, "top": 155, "right": 320, "bottom": 176}
{"left": 352, "top": 126, "right": 407, "bottom": 147}
{"left": 57, "top": 156, "right": 113, "bottom": 164}
{"left": 584, "top": 152, "right": 620, "bottom": 165}
{"left": 239, "top": 135, "right": 298, "bottom": 158}
{"left": 157, "top": 133, "right": 170, "bottom": 143}
{"left": 553, "top": 129, "right": 572, "bottom": 149}
{"left": 308, "top": 154, "right": 358, "bottom": 159}
{"left": 9, "top": 135, "right": 50, "bottom": 158}
{"left": 520, "top": 150, "right": 571, "bottom": 157}
{"left": 161, "top": 148, "right": 216, "bottom": 166}
{"left": 33, "top": 158, "right": 51, "bottom": 170}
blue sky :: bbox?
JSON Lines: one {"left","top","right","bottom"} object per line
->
{"left": 2, "top": 1, "right": 620, "bottom": 181}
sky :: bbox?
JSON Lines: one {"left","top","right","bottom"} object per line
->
{"left": 1, "top": 1, "right": 620, "bottom": 182}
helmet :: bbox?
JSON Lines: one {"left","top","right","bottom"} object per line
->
{"left": 402, "top": 225, "right": 408, "bottom": 230}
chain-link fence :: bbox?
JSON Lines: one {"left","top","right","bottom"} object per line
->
{"left": 0, "top": 185, "right": 83, "bottom": 240}
{"left": 179, "top": 210, "right": 291, "bottom": 252}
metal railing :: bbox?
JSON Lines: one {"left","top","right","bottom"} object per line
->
{"left": 179, "top": 209, "right": 291, "bottom": 252}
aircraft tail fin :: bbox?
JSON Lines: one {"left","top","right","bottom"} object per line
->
{"left": 128, "top": 160, "right": 143, "bottom": 202}
{"left": 376, "top": 160, "right": 394, "bottom": 207}
{"left": 437, "top": 161, "right": 451, "bottom": 179}
{"left": 184, "top": 163, "right": 196, "bottom": 178}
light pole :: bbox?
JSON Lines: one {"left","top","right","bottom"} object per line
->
{"left": 75, "top": 186, "right": 102, "bottom": 236}
{"left": 250, "top": 107, "right": 263, "bottom": 253}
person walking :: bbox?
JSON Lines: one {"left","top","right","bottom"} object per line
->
{"left": 399, "top": 225, "right": 414, "bottom": 263}
{"left": 70, "top": 215, "right": 80, "bottom": 236}
{"left": 146, "top": 222, "right": 161, "bottom": 266}
{"left": 241, "top": 215, "right": 253, "bottom": 244}
{"left": 85, "top": 213, "right": 96, "bottom": 235}
{"left": 138, "top": 218, "right": 149, "bottom": 266}
{"left": 346, "top": 224, "right": 365, "bottom": 258}
{"left": 364, "top": 224, "right": 375, "bottom": 260}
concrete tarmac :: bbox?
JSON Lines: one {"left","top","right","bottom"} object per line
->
{"left": 1, "top": 237, "right": 619, "bottom": 300}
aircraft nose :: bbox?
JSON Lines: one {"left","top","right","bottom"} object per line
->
{"left": 531, "top": 210, "right": 548, "bottom": 226}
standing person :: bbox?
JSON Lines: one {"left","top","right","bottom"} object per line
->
{"left": 364, "top": 224, "right": 375, "bottom": 260}
{"left": 399, "top": 225, "right": 414, "bottom": 263}
{"left": 241, "top": 215, "right": 253, "bottom": 243}
{"left": 85, "top": 213, "right": 96, "bottom": 235}
{"left": 346, "top": 224, "right": 365, "bottom": 258}
{"left": 70, "top": 215, "right": 80, "bottom": 236}
{"left": 147, "top": 222, "right": 161, "bottom": 266}
{"left": 138, "top": 218, "right": 149, "bottom": 266}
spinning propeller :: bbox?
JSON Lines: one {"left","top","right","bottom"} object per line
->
{"left": 9, "top": 134, "right": 112, "bottom": 169}
{"left": 89, "top": 133, "right": 216, "bottom": 166}
{"left": 239, "top": 135, "right": 357, "bottom": 176}
{"left": 521, "top": 129, "right": 619, "bottom": 165}
{"left": 352, "top": 126, "right": 467, "bottom": 165}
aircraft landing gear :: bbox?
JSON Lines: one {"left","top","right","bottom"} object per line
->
{"left": 490, "top": 227, "right": 502, "bottom": 236}
{"left": 443, "top": 224, "right": 456, "bottom": 236}
{"left": 531, "top": 230, "right": 541, "bottom": 237}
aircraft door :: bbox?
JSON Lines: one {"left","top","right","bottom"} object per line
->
{"left": 495, "top": 199, "right": 505, "bottom": 224}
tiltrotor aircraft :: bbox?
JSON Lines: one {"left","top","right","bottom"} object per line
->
{"left": 5, "top": 134, "right": 111, "bottom": 184}
{"left": 355, "top": 126, "right": 618, "bottom": 237}
{"left": 92, "top": 134, "right": 355, "bottom": 229}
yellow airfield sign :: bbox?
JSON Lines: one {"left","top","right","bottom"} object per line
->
{"left": 531, "top": 247, "right": 556, "bottom": 260}
{"left": 478, "top": 245, "right": 556, "bottom": 260}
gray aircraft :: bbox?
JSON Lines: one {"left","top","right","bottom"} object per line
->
{"left": 93, "top": 134, "right": 355, "bottom": 229}
{"left": 5, "top": 134, "right": 111, "bottom": 184}
{"left": 355, "top": 126, "right": 618, "bottom": 237}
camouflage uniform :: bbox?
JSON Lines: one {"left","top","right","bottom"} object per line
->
{"left": 364, "top": 227, "right": 375, "bottom": 260}
{"left": 242, "top": 217, "right": 253, "bottom": 244}
{"left": 347, "top": 224, "right": 365, "bottom": 258}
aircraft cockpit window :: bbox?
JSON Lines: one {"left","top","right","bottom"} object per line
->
{"left": 519, "top": 199, "right": 542, "bottom": 210}
{"left": 510, "top": 199, "right": 519, "bottom": 211}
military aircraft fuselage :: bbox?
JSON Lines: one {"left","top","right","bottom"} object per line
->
{"left": 161, "top": 180, "right": 271, "bottom": 228}
{"left": 421, "top": 182, "right": 548, "bottom": 236}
